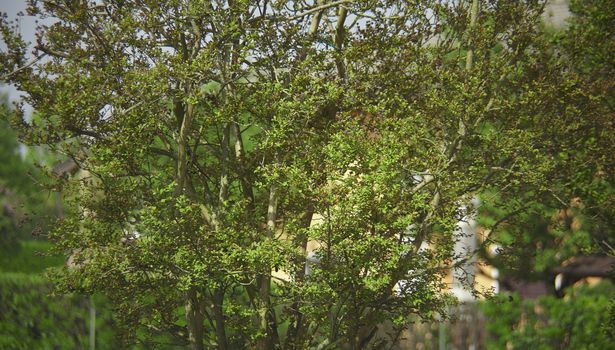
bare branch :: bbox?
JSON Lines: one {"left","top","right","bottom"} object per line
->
{"left": 35, "top": 44, "right": 69, "bottom": 58}
{"left": 411, "top": 174, "right": 435, "bottom": 193}
{"left": 0, "top": 54, "right": 46, "bottom": 81}
{"left": 288, "top": 0, "right": 355, "bottom": 21}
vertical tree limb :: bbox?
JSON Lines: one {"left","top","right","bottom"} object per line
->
{"left": 465, "top": 0, "right": 479, "bottom": 72}
{"left": 257, "top": 184, "right": 280, "bottom": 349}
{"left": 185, "top": 287, "right": 204, "bottom": 350}
{"left": 212, "top": 287, "right": 229, "bottom": 350}
{"left": 334, "top": 4, "right": 348, "bottom": 81}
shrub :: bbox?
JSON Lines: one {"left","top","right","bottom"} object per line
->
{"left": 481, "top": 281, "right": 615, "bottom": 350}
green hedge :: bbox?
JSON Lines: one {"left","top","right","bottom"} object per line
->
{"left": 0, "top": 272, "right": 120, "bottom": 350}
{"left": 481, "top": 281, "right": 615, "bottom": 350}
{"left": 0, "top": 240, "right": 119, "bottom": 350}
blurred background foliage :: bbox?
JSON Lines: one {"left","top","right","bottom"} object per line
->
{"left": 0, "top": 0, "right": 614, "bottom": 348}
{"left": 0, "top": 96, "right": 58, "bottom": 252}
{"left": 0, "top": 98, "right": 119, "bottom": 350}
{"left": 481, "top": 281, "right": 615, "bottom": 350}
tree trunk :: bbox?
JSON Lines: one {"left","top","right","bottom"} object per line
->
{"left": 284, "top": 207, "right": 314, "bottom": 350}
{"left": 185, "top": 287, "right": 204, "bottom": 350}
{"left": 213, "top": 287, "right": 229, "bottom": 350}
{"left": 465, "top": 0, "right": 479, "bottom": 71}
{"left": 256, "top": 184, "right": 280, "bottom": 350}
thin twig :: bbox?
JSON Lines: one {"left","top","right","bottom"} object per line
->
{"left": 0, "top": 54, "right": 46, "bottom": 81}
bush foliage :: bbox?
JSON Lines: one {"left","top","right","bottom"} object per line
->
{"left": 481, "top": 282, "right": 615, "bottom": 350}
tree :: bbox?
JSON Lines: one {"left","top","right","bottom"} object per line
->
{"left": 1, "top": 1, "right": 613, "bottom": 349}
{"left": 476, "top": 0, "right": 615, "bottom": 290}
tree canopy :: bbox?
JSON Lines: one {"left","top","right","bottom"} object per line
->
{"left": 477, "top": 0, "right": 615, "bottom": 285}
{"left": 1, "top": 0, "right": 613, "bottom": 349}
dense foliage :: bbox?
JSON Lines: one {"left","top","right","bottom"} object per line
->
{"left": 1, "top": 1, "right": 613, "bottom": 349}
{"left": 481, "top": 282, "right": 615, "bottom": 350}
{"left": 477, "top": 0, "right": 615, "bottom": 285}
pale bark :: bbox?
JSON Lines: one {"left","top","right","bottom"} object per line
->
{"left": 185, "top": 288, "right": 204, "bottom": 350}
{"left": 283, "top": 207, "right": 314, "bottom": 350}
{"left": 173, "top": 91, "right": 209, "bottom": 350}
{"left": 334, "top": 4, "right": 348, "bottom": 80}
{"left": 231, "top": 123, "right": 255, "bottom": 204}
{"left": 465, "top": 0, "right": 480, "bottom": 71}
{"left": 173, "top": 98, "right": 205, "bottom": 350}
{"left": 175, "top": 102, "right": 194, "bottom": 193}
{"left": 256, "top": 184, "right": 280, "bottom": 350}
{"left": 289, "top": 0, "right": 354, "bottom": 21}
{"left": 219, "top": 124, "right": 230, "bottom": 203}
{"left": 308, "top": 0, "right": 327, "bottom": 37}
